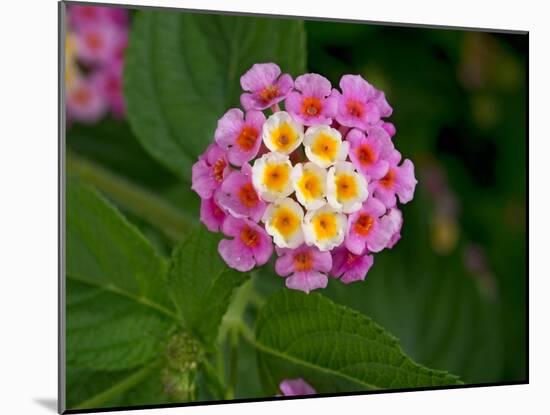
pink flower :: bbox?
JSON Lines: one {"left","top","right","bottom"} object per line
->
{"left": 370, "top": 154, "right": 417, "bottom": 208}
{"left": 215, "top": 164, "right": 266, "bottom": 222}
{"left": 104, "top": 8, "right": 129, "bottom": 27}
{"left": 98, "top": 59, "right": 125, "bottom": 117}
{"left": 218, "top": 217, "right": 273, "bottom": 272}
{"left": 346, "top": 127, "right": 394, "bottom": 181}
{"left": 69, "top": 5, "right": 129, "bottom": 28}
{"left": 68, "top": 5, "right": 108, "bottom": 28}
{"left": 331, "top": 245, "right": 374, "bottom": 284}
{"left": 215, "top": 109, "right": 266, "bottom": 166}
{"left": 200, "top": 196, "right": 227, "bottom": 232}
{"left": 332, "top": 75, "right": 392, "bottom": 130}
{"left": 74, "top": 23, "right": 123, "bottom": 64}
{"left": 240, "top": 63, "right": 293, "bottom": 110}
{"left": 386, "top": 207, "right": 403, "bottom": 248}
{"left": 66, "top": 76, "right": 107, "bottom": 124}
{"left": 279, "top": 378, "right": 316, "bottom": 396}
{"left": 285, "top": 73, "right": 337, "bottom": 126}
{"left": 345, "top": 197, "right": 397, "bottom": 255}
{"left": 275, "top": 245, "right": 332, "bottom": 293}
{"left": 191, "top": 143, "right": 230, "bottom": 199}
{"left": 379, "top": 121, "right": 396, "bottom": 138}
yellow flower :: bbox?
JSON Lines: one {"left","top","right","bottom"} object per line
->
{"left": 303, "top": 125, "right": 348, "bottom": 168}
{"left": 262, "top": 111, "right": 304, "bottom": 154}
{"left": 291, "top": 162, "right": 327, "bottom": 210}
{"left": 262, "top": 198, "right": 305, "bottom": 248}
{"left": 252, "top": 152, "right": 294, "bottom": 202}
{"left": 303, "top": 204, "right": 347, "bottom": 251}
{"left": 327, "top": 162, "right": 368, "bottom": 213}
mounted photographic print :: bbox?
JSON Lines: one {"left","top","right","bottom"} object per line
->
{"left": 60, "top": 1, "right": 528, "bottom": 413}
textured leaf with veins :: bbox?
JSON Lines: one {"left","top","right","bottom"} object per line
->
{"left": 66, "top": 180, "right": 176, "bottom": 371}
{"left": 124, "top": 10, "right": 306, "bottom": 177}
{"left": 255, "top": 290, "right": 461, "bottom": 393}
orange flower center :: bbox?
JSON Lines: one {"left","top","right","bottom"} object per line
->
{"left": 379, "top": 168, "right": 396, "bottom": 189}
{"left": 212, "top": 159, "right": 226, "bottom": 182}
{"left": 74, "top": 87, "right": 92, "bottom": 106}
{"left": 353, "top": 214, "right": 374, "bottom": 236}
{"left": 236, "top": 126, "right": 258, "bottom": 151}
{"left": 85, "top": 32, "right": 104, "bottom": 51}
{"left": 346, "top": 100, "right": 364, "bottom": 117}
{"left": 356, "top": 143, "right": 376, "bottom": 166}
{"left": 237, "top": 183, "right": 260, "bottom": 208}
{"left": 259, "top": 85, "right": 279, "bottom": 103}
{"left": 240, "top": 226, "right": 259, "bottom": 248}
{"left": 301, "top": 97, "right": 322, "bottom": 117}
{"left": 294, "top": 251, "right": 313, "bottom": 271}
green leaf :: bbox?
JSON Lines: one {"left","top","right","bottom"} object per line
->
{"left": 67, "top": 280, "right": 174, "bottom": 371}
{"left": 167, "top": 228, "right": 250, "bottom": 346}
{"left": 66, "top": 365, "right": 159, "bottom": 410}
{"left": 67, "top": 180, "right": 177, "bottom": 371}
{"left": 124, "top": 10, "right": 306, "bottom": 178}
{"left": 254, "top": 290, "right": 461, "bottom": 394}
{"left": 322, "top": 187, "right": 505, "bottom": 384}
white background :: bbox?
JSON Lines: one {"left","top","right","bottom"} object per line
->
{"left": 0, "top": 0, "right": 543, "bottom": 413}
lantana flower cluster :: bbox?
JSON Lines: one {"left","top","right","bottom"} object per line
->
{"left": 65, "top": 5, "right": 129, "bottom": 123}
{"left": 191, "top": 63, "right": 417, "bottom": 293}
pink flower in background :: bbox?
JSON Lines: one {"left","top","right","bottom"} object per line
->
{"left": 200, "top": 197, "right": 227, "bottom": 232}
{"left": 345, "top": 197, "right": 396, "bottom": 255}
{"left": 371, "top": 156, "right": 418, "bottom": 208}
{"left": 74, "top": 24, "right": 122, "bottom": 64}
{"left": 279, "top": 378, "right": 316, "bottom": 396}
{"left": 191, "top": 63, "right": 416, "bottom": 292}
{"left": 215, "top": 109, "right": 266, "bottom": 166}
{"left": 66, "top": 5, "right": 129, "bottom": 124}
{"left": 333, "top": 75, "right": 392, "bottom": 130}
{"left": 191, "top": 143, "right": 230, "bottom": 199}
{"left": 218, "top": 217, "right": 273, "bottom": 272}
{"left": 240, "top": 63, "right": 293, "bottom": 110}
{"left": 275, "top": 245, "right": 332, "bottom": 293}
{"left": 285, "top": 73, "right": 337, "bottom": 126}
{"left": 68, "top": 5, "right": 107, "bottom": 27}
{"left": 66, "top": 77, "right": 107, "bottom": 124}
{"left": 331, "top": 245, "right": 374, "bottom": 284}
{"left": 215, "top": 164, "right": 266, "bottom": 222}
{"left": 98, "top": 59, "right": 126, "bottom": 118}
{"left": 346, "top": 127, "right": 394, "bottom": 181}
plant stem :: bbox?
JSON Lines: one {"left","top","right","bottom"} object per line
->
{"left": 74, "top": 364, "right": 155, "bottom": 410}
{"left": 226, "top": 327, "right": 239, "bottom": 400}
{"left": 67, "top": 151, "right": 194, "bottom": 242}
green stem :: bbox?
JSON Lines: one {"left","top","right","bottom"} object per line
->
{"left": 67, "top": 152, "right": 193, "bottom": 242}
{"left": 74, "top": 364, "right": 155, "bottom": 410}
{"left": 226, "top": 327, "right": 239, "bottom": 400}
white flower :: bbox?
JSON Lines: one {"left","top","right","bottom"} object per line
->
{"left": 303, "top": 204, "right": 347, "bottom": 251}
{"left": 262, "top": 111, "right": 304, "bottom": 155}
{"left": 252, "top": 152, "right": 294, "bottom": 202}
{"left": 303, "top": 125, "right": 349, "bottom": 168}
{"left": 327, "top": 161, "right": 368, "bottom": 213}
{"left": 262, "top": 198, "right": 305, "bottom": 248}
{"left": 291, "top": 162, "right": 327, "bottom": 211}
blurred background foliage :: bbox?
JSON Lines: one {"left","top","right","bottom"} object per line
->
{"left": 67, "top": 6, "right": 527, "bottom": 403}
